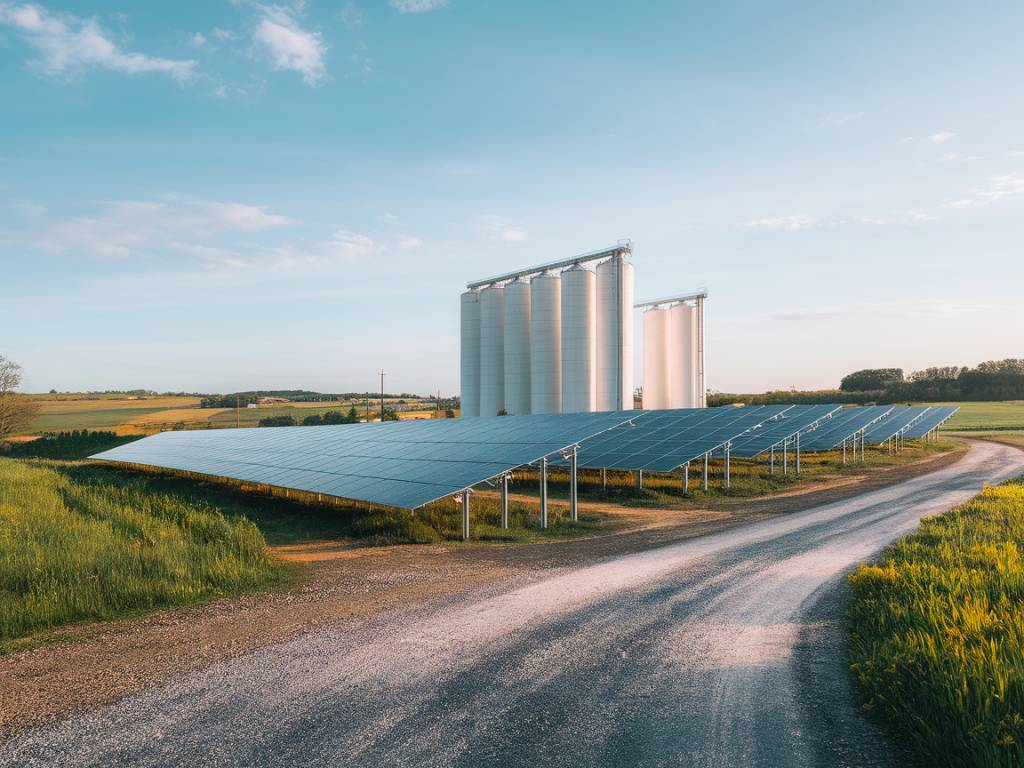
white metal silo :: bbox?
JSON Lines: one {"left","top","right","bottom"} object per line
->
{"left": 503, "top": 279, "right": 532, "bottom": 415}
{"left": 595, "top": 255, "right": 634, "bottom": 412}
{"left": 530, "top": 272, "right": 562, "bottom": 414}
{"left": 459, "top": 289, "right": 481, "bottom": 417}
{"left": 479, "top": 284, "right": 505, "bottom": 417}
{"left": 642, "top": 307, "right": 670, "bottom": 410}
{"left": 560, "top": 264, "right": 596, "bottom": 413}
{"left": 668, "top": 302, "right": 698, "bottom": 408}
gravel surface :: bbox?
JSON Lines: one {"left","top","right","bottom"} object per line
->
{"left": 3, "top": 440, "right": 1020, "bottom": 767}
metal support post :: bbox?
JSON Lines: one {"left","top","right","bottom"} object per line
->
{"left": 795, "top": 432, "right": 801, "bottom": 475}
{"left": 861, "top": 430, "right": 866, "bottom": 462}
{"left": 635, "top": 469, "right": 644, "bottom": 492}
{"left": 570, "top": 446, "right": 579, "bottom": 522}
{"left": 683, "top": 462, "right": 689, "bottom": 494}
{"left": 842, "top": 438, "right": 847, "bottom": 464}
{"left": 500, "top": 473, "right": 509, "bottom": 529}
{"left": 540, "top": 457, "right": 548, "bottom": 529}
{"left": 703, "top": 453, "right": 709, "bottom": 491}
{"left": 770, "top": 445, "right": 775, "bottom": 475}
{"left": 601, "top": 468, "right": 607, "bottom": 492}
{"left": 461, "top": 491, "right": 470, "bottom": 541}
{"left": 724, "top": 443, "right": 731, "bottom": 489}
{"left": 783, "top": 437, "right": 788, "bottom": 475}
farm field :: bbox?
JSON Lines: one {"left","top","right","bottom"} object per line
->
{"left": 22, "top": 395, "right": 203, "bottom": 435}
{"left": 940, "top": 400, "right": 1024, "bottom": 431}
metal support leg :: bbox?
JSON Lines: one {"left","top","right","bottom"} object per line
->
{"left": 783, "top": 437, "right": 788, "bottom": 475}
{"left": 703, "top": 453, "right": 709, "bottom": 491}
{"left": 861, "top": 430, "right": 866, "bottom": 462}
{"left": 601, "top": 468, "right": 607, "bottom": 492}
{"left": 500, "top": 473, "right": 509, "bottom": 529}
{"left": 843, "top": 438, "right": 847, "bottom": 464}
{"left": 635, "top": 470, "right": 643, "bottom": 492}
{"left": 724, "top": 444, "right": 731, "bottom": 489}
{"left": 770, "top": 446, "right": 775, "bottom": 475}
{"left": 795, "top": 433, "right": 801, "bottom": 475}
{"left": 570, "top": 446, "right": 578, "bottom": 522}
{"left": 461, "top": 491, "right": 470, "bottom": 541}
{"left": 683, "top": 462, "right": 689, "bottom": 495}
{"left": 540, "top": 457, "right": 548, "bottom": 529}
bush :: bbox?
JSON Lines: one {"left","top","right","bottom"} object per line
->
{"left": 3, "top": 430, "right": 139, "bottom": 460}
{"left": 848, "top": 478, "right": 1024, "bottom": 767}
{"left": 258, "top": 415, "right": 296, "bottom": 428}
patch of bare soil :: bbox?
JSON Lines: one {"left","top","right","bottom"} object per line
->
{"left": 0, "top": 445, "right": 968, "bottom": 741}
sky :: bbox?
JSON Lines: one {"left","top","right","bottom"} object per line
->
{"left": 1, "top": 0, "right": 1022, "bottom": 396}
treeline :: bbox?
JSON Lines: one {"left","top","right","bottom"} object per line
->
{"left": 712, "top": 359, "right": 1024, "bottom": 406}
{"left": 201, "top": 391, "right": 431, "bottom": 409}
{"left": 257, "top": 407, "right": 395, "bottom": 428}
{"left": 2, "top": 430, "right": 141, "bottom": 460}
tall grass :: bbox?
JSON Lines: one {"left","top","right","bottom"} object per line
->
{"left": 847, "top": 477, "right": 1024, "bottom": 767}
{"left": 0, "top": 458, "right": 278, "bottom": 647}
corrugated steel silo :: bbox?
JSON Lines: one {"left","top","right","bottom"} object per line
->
{"left": 595, "top": 256, "right": 634, "bottom": 412}
{"left": 503, "top": 279, "right": 532, "bottom": 415}
{"left": 642, "top": 307, "right": 670, "bottom": 410}
{"left": 479, "top": 285, "right": 505, "bottom": 417}
{"left": 529, "top": 272, "right": 562, "bottom": 414}
{"left": 560, "top": 264, "right": 596, "bottom": 413}
{"left": 459, "top": 290, "right": 481, "bottom": 417}
{"left": 668, "top": 302, "right": 698, "bottom": 408}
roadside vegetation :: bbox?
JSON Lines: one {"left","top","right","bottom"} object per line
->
{"left": 0, "top": 458, "right": 280, "bottom": 651}
{"left": 847, "top": 477, "right": 1024, "bottom": 767}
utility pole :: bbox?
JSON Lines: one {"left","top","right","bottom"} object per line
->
{"left": 365, "top": 392, "right": 370, "bottom": 422}
{"left": 379, "top": 369, "right": 386, "bottom": 421}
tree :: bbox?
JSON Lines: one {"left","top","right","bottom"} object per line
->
{"left": 258, "top": 415, "right": 295, "bottom": 427}
{"left": 380, "top": 409, "right": 400, "bottom": 421}
{"left": 0, "top": 356, "right": 40, "bottom": 438}
{"left": 839, "top": 368, "right": 904, "bottom": 392}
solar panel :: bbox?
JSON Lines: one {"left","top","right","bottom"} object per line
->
{"left": 902, "top": 405, "right": 960, "bottom": 438}
{"left": 798, "top": 405, "right": 896, "bottom": 451}
{"left": 90, "top": 411, "right": 636, "bottom": 510}
{"left": 862, "top": 406, "right": 932, "bottom": 444}
{"left": 728, "top": 405, "right": 843, "bottom": 458}
{"left": 564, "top": 405, "right": 793, "bottom": 471}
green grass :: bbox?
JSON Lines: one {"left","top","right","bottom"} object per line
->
{"left": 207, "top": 405, "right": 349, "bottom": 427}
{"left": 27, "top": 406, "right": 172, "bottom": 432}
{"left": 0, "top": 458, "right": 281, "bottom": 650}
{"left": 847, "top": 477, "right": 1024, "bottom": 767}
{"left": 942, "top": 401, "right": 1024, "bottom": 432}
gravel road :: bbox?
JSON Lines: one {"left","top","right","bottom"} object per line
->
{"left": 4, "top": 440, "right": 1022, "bottom": 767}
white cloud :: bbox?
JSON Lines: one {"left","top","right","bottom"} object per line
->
{"left": 0, "top": 2, "right": 197, "bottom": 81}
{"left": 251, "top": 4, "right": 326, "bottom": 85}
{"left": 813, "top": 112, "right": 863, "bottom": 130}
{"left": 211, "top": 27, "right": 237, "bottom": 41}
{"left": 339, "top": 2, "right": 364, "bottom": 28}
{"left": 325, "top": 229, "right": 376, "bottom": 260}
{"left": 897, "top": 136, "right": 916, "bottom": 144}
{"left": 907, "top": 210, "right": 937, "bottom": 222}
{"left": 390, "top": 0, "right": 449, "bottom": 13}
{"left": 480, "top": 215, "right": 528, "bottom": 242}
{"left": 740, "top": 214, "right": 816, "bottom": 231}
{"left": 929, "top": 131, "right": 957, "bottom": 144}
{"left": 191, "top": 32, "right": 206, "bottom": 48}
{"left": 398, "top": 235, "right": 423, "bottom": 250}
{"left": 945, "top": 173, "right": 1024, "bottom": 209}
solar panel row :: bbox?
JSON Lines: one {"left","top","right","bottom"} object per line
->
{"left": 862, "top": 405, "right": 932, "bottom": 444}
{"left": 797, "top": 406, "right": 896, "bottom": 452}
{"left": 91, "top": 411, "right": 636, "bottom": 511}
{"left": 727, "top": 405, "right": 843, "bottom": 458}
{"left": 903, "top": 405, "right": 959, "bottom": 438}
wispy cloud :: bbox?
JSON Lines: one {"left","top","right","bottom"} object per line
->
{"left": 325, "top": 229, "right": 375, "bottom": 260}
{"left": 398, "top": 235, "right": 423, "bottom": 250}
{"left": 740, "top": 214, "right": 816, "bottom": 231}
{"left": 190, "top": 32, "right": 206, "bottom": 48}
{"left": 945, "top": 173, "right": 1024, "bottom": 209}
{"left": 480, "top": 215, "right": 528, "bottom": 242}
{"left": 251, "top": 3, "right": 326, "bottom": 85}
{"left": 390, "top": 0, "right": 449, "bottom": 13}
{"left": 929, "top": 131, "right": 957, "bottom": 144}
{"left": 813, "top": 112, "right": 864, "bottom": 130}
{"left": 0, "top": 1, "right": 197, "bottom": 81}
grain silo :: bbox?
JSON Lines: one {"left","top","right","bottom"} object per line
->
{"left": 668, "top": 302, "right": 698, "bottom": 408}
{"left": 560, "top": 264, "right": 596, "bottom": 413}
{"left": 459, "top": 289, "right": 481, "bottom": 417}
{"left": 529, "top": 272, "right": 562, "bottom": 414}
{"left": 479, "top": 284, "right": 505, "bottom": 417}
{"left": 502, "top": 279, "right": 532, "bottom": 415}
{"left": 595, "top": 255, "right": 634, "bottom": 412}
{"left": 642, "top": 307, "right": 670, "bottom": 409}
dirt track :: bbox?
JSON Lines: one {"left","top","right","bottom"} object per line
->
{"left": 0, "top": 445, "right": 966, "bottom": 741}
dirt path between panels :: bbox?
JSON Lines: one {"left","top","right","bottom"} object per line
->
{"left": 0, "top": 446, "right": 966, "bottom": 741}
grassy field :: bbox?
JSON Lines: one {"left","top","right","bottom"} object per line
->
{"left": 941, "top": 401, "right": 1024, "bottom": 431}
{"left": 847, "top": 477, "right": 1024, "bottom": 767}
{"left": 0, "top": 458, "right": 280, "bottom": 651}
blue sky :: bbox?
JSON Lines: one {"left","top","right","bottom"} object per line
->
{"left": 1, "top": 0, "right": 1022, "bottom": 396}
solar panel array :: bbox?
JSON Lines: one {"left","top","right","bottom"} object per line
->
{"left": 728, "top": 405, "right": 843, "bottom": 458}
{"left": 91, "top": 411, "right": 634, "bottom": 510}
{"left": 903, "top": 405, "right": 960, "bottom": 438}
{"left": 562, "top": 405, "right": 793, "bottom": 471}
{"left": 798, "top": 405, "right": 896, "bottom": 451}
{"left": 862, "top": 405, "right": 932, "bottom": 444}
